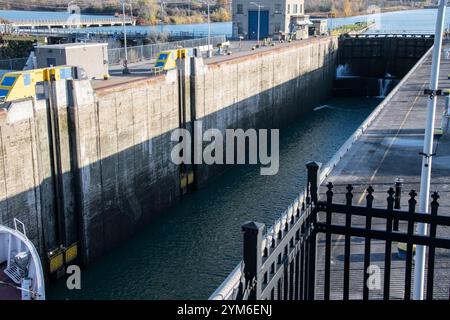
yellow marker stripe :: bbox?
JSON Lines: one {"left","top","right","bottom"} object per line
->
{"left": 356, "top": 81, "right": 428, "bottom": 205}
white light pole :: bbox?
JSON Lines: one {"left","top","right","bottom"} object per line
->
{"left": 413, "top": 0, "right": 447, "bottom": 300}
{"left": 160, "top": 1, "right": 166, "bottom": 33}
{"left": 129, "top": 0, "right": 134, "bottom": 22}
{"left": 207, "top": 1, "right": 212, "bottom": 58}
{"left": 121, "top": 0, "right": 130, "bottom": 74}
{"left": 250, "top": 2, "right": 264, "bottom": 46}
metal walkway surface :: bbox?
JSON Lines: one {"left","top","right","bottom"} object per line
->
{"left": 316, "top": 45, "right": 450, "bottom": 299}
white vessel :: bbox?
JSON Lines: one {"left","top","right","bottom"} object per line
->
{"left": 0, "top": 219, "right": 45, "bottom": 300}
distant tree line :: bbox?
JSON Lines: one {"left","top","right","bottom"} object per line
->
{"left": 133, "top": 1, "right": 231, "bottom": 25}
{"left": 0, "top": 0, "right": 433, "bottom": 23}
{"left": 305, "top": 0, "right": 432, "bottom": 17}
{"left": 0, "top": 0, "right": 232, "bottom": 24}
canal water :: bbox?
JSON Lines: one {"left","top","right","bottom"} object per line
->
{"left": 328, "top": 8, "right": 450, "bottom": 33}
{"left": 49, "top": 96, "right": 381, "bottom": 300}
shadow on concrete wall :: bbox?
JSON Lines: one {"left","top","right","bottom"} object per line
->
{"left": 0, "top": 50, "right": 338, "bottom": 271}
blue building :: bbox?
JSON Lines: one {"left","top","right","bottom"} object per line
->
{"left": 232, "top": 0, "right": 306, "bottom": 39}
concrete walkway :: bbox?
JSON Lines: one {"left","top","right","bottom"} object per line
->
{"left": 91, "top": 36, "right": 333, "bottom": 90}
{"left": 316, "top": 46, "right": 450, "bottom": 299}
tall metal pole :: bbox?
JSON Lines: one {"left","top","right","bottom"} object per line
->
{"left": 160, "top": 1, "right": 165, "bottom": 33}
{"left": 130, "top": 1, "right": 133, "bottom": 22}
{"left": 207, "top": 1, "right": 212, "bottom": 58}
{"left": 413, "top": 0, "right": 447, "bottom": 300}
{"left": 250, "top": 2, "right": 263, "bottom": 44}
{"left": 122, "top": 1, "right": 130, "bottom": 74}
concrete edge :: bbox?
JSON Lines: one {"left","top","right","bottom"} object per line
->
{"left": 209, "top": 263, "right": 243, "bottom": 300}
{"left": 319, "top": 44, "right": 434, "bottom": 182}
{"left": 93, "top": 73, "right": 167, "bottom": 96}
{"left": 206, "top": 36, "right": 339, "bottom": 68}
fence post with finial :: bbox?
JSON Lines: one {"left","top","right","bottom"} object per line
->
{"left": 383, "top": 187, "right": 396, "bottom": 300}
{"left": 426, "top": 192, "right": 440, "bottom": 300}
{"left": 403, "top": 190, "right": 417, "bottom": 300}
{"left": 363, "top": 186, "right": 375, "bottom": 300}
{"left": 324, "top": 182, "right": 334, "bottom": 300}
{"left": 343, "top": 184, "right": 354, "bottom": 300}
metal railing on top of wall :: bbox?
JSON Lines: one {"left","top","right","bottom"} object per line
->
{"left": 0, "top": 57, "right": 29, "bottom": 71}
{"left": 0, "top": 35, "right": 227, "bottom": 70}
{"left": 108, "top": 35, "right": 227, "bottom": 65}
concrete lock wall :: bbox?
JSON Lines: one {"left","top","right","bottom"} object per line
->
{"left": 71, "top": 74, "right": 181, "bottom": 263}
{"left": 0, "top": 36, "right": 338, "bottom": 266}
{"left": 0, "top": 80, "right": 77, "bottom": 264}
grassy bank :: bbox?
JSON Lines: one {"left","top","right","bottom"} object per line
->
{"left": 307, "top": 3, "right": 428, "bottom": 18}
{"left": 330, "top": 21, "right": 374, "bottom": 36}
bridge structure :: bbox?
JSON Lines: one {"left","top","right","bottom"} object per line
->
{"left": 6, "top": 16, "right": 135, "bottom": 30}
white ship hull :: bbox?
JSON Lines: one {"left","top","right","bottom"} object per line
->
{"left": 0, "top": 219, "right": 45, "bottom": 300}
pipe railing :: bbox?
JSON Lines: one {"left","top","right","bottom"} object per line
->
{"left": 107, "top": 35, "right": 226, "bottom": 65}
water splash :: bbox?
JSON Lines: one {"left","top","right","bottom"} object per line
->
{"left": 336, "top": 64, "right": 353, "bottom": 78}
{"left": 377, "top": 73, "right": 394, "bottom": 98}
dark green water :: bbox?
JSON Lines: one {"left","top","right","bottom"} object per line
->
{"left": 49, "top": 97, "right": 381, "bottom": 300}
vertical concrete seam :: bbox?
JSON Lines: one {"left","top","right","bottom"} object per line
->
{"left": 94, "top": 98, "right": 106, "bottom": 256}
{"left": 146, "top": 85, "right": 150, "bottom": 157}
{"left": 203, "top": 67, "right": 206, "bottom": 119}
{"left": 159, "top": 87, "right": 163, "bottom": 161}
{"left": 33, "top": 105, "right": 47, "bottom": 255}
{"left": 28, "top": 115, "right": 43, "bottom": 253}
{"left": 131, "top": 88, "right": 138, "bottom": 224}
{"left": 271, "top": 52, "right": 275, "bottom": 128}
{"left": 72, "top": 90, "right": 86, "bottom": 260}
{"left": 0, "top": 126, "right": 9, "bottom": 226}
{"left": 113, "top": 91, "right": 120, "bottom": 201}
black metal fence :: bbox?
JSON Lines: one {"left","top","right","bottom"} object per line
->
{"left": 220, "top": 162, "right": 450, "bottom": 300}
{"left": 0, "top": 57, "right": 28, "bottom": 71}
